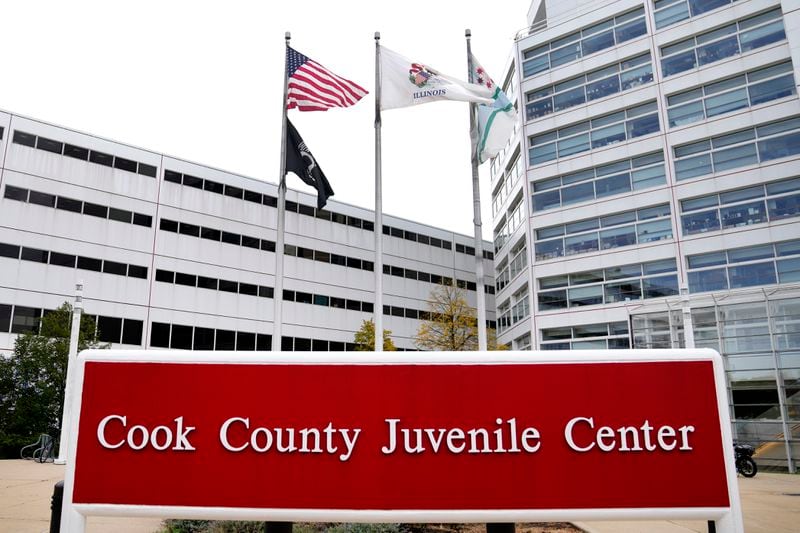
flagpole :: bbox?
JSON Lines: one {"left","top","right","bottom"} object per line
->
{"left": 273, "top": 31, "right": 291, "bottom": 352}
{"left": 466, "top": 29, "right": 488, "bottom": 352}
{"left": 374, "top": 32, "right": 384, "bottom": 353}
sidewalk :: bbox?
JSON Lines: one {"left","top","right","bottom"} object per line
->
{"left": 0, "top": 460, "right": 162, "bottom": 533}
{"left": 1, "top": 459, "right": 798, "bottom": 532}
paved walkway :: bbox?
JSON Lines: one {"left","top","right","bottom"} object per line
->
{"left": 1, "top": 459, "right": 798, "bottom": 532}
{"left": 0, "top": 460, "right": 162, "bottom": 533}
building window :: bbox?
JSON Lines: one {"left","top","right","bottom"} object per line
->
{"left": 654, "top": 0, "right": 738, "bottom": 29}
{"left": 10, "top": 306, "right": 42, "bottom": 334}
{"left": 530, "top": 102, "right": 659, "bottom": 165}
{"left": 495, "top": 241, "right": 527, "bottom": 293}
{"left": 535, "top": 204, "right": 672, "bottom": 260}
{"left": 660, "top": 8, "right": 785, "bottom": 78}
{"left": 540, "top": 321, "right": 630, "bottom": 350}
{"left": 673, "top": 117, "right": 800, "bottom": 181}
{"left": 538, "top": 259, "right": 678, "bottom": 311}
{"left": 522, "top": 7, "right": 647, "bottom": 78}
{"left": 667, "top": 61, "right": 797, "bottom": 128}
{"left": 493, "top": 195, "right": 524, "bottom": 253}
{"left": 526, "top": 53, "right": 653, "bottom": 120}
{"left": 681, "top": 177, "right": 800, "bottom": 235}
{"left": 491, "top": 151, "right": 523, "bottom": 216}
{"left": 687, "top": 239, "right": 800, "bottom": 293}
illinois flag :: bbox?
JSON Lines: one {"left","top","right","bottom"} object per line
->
{"left": 470, "top": 53, "right": 517, "bottom": 164}
{"left": 380, "top": 46, "right": 493, "bottom": 110}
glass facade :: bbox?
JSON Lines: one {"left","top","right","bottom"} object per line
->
{"left": 530, "top": 101, "right": 660, "bottom": 165}
{"left": 535, "top": 204, "right": 672, "bottom": 260}
{"left": 660, "top": 8, "right": 785, "bottom": 78}
{"left": 632, "top": 292, "right": 800, "bottom": 470}
{"left": 687, "top": 239, "right": 800, "bottom": 293}
{"left": 680, "top": 177, "right": 800, "bottom": 235}
{"left": 531, "top": 152, "right": 666, "bottom": 212}
{"left": 522, "top": 7, "right": 647, "bottom": 78}
{"left": 541, "top": 321, "right": 630, "bottom": 350}
{"left": 674, "top": 117, "right": 800, "bottom": 180}
{"left": 538, "top": 259, "right": 679, "bottom": 310}
{"left": 654, "top": 0, "right": 738, "bottom": 29}
{"left": 667, "top": 61, "right": 797, "bottom": 128}
{"left": 526, "top": 53, "right": 653, "bottom": 120}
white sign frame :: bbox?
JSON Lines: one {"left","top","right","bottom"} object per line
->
{"left": 60, "top": 349, "right": 744, "bottom": 532}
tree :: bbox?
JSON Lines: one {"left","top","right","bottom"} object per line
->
{"left": 0, "top": 302, "right": 106, "bottom": 458}
{"left": 354, "top": 319, "right": 396, "bottom": 351}
{"left": 414, "top": 284, "right": 506, "bottom": 351}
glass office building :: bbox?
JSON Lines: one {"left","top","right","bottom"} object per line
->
{"left": 493, "top": 0, "right": 800, "bottom": 469}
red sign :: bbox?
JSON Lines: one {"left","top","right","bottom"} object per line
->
{"left": 70, "top": 353, "right": 731, "bottom": 514}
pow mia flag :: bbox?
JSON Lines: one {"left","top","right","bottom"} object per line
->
{"left": 285, "top": 119, "right": 334, "bottom": 209}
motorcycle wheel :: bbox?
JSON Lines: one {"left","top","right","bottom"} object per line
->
{"left": 738, "top": 457, "right": 757, "bottom": 478}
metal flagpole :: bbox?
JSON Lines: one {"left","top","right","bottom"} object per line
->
{"left": 55, "top": 281, "right": 83, "bottom": 464}
{"left": 466, "top": 29, "right": 488, "bottom": 351}
{"left": 273, "top": 32, "right": 291, "bottom": 352}
{"left": 374, "top": 32, "right": 384, "bottom": 353}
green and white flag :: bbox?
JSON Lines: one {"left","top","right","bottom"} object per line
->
{"left": 380, "top": 46, "right": 493, "bottom": 110}
{"left": 470, "top": 53, "right": 517, "bottom": 164}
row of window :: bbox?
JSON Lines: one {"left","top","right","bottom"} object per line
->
{"left": 687, "top": 239, "right": 800, "bottom": 293}
{"left": 160, "top": 217, "right": 486, "bottom": 293}
{"left": 4, "top": 185, "right": 153, "bottom": 228}
{"left": 0, "top": 303, "right": 143, "bottom": 345}
{"left": 538, "top": 259, "right": 679, "bottom": 311}
{"left": 525, "top": 53, "right": 653, "bottom": 121}
{"left": 667, "top": 61, "right": 796, "bottom": 128}
{"left": 165, "top": 168, "right": 488, "bottom": 258}
{"left": 151, "top": 321, "right": 401, "bottom": 351}
{"left": 680, "top": 177, "right": 800, "bottom": 235}
{"left": 0, "top": 241, "right": 148, "bottom": 279}
{"left": 540, "top": 321, "right": 630, "bottom": 350}
{"left": 522, "top": 7, "right": 647, "bottom": 78}
{"left": 160, "top": 217, "right": 277, "bottom": 251}
{"left": 660, "top": 8, "right": 785, "bottom": 78}
{"left": 653, "top": 0, "right": 736, "bottom": 30}
{"left": 532, "top": 152, "right": 666, "bottom": 212}
{"left": 155, "top": 268, "right": 274, "bottom": 299}
{"left": 674, "top": 117, "right": 800, "bottom": 181}
{"left": 535, "top": 204, "right": 673, "bottom": 260}
{"left": 530, "top": 101, "right": 660, "bottom": 165}
{"left": 12, "top": 130, "right": 157, "bottom": 178}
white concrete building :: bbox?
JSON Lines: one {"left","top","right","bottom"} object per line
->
{"left": 0, "top": 110, "right": 495, "bottom": 354}
{"left": 493, "top": 0, "right": 800, "bottom": 468}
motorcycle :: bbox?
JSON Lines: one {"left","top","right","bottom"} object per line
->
{"left": 734, "top": 443, "right": 757, "bottom": 478}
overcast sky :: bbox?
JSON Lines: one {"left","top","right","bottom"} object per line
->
{"left": 1, "top": 0, "right": 531, "bottom": 239}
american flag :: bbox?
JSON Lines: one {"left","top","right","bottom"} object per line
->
{"left": 286, "top": 47, "right": 367, "bottom": 112}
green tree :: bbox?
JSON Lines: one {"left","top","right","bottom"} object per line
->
{"left": 0, "top": 302, "right": 106, "bottom": 458}
{"left": 354, "top": 319, "right": 396, "bottom": 351}
{"left": 414, "top": 284, "right": 506, "bottom": 351}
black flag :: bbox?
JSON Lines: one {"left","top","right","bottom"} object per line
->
{"left": 284, "top": 119, "right": 334, "bottom": 209}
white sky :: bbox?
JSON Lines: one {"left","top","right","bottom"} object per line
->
{"left": 1, "top": 0, "right": 531, "bottom": 239}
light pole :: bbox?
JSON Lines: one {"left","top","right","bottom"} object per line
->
{"left": 55, "top": 281, "right": 83, "bottom": 465}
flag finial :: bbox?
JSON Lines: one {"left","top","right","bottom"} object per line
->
{"left": 285, "top": 31, "right": 291, "bottom": 41}
{"left": 465, "top": 29, "right": 471, "bottom": 38}
{"left": 375, "top": 31, "right": 380, "bottom": 41}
